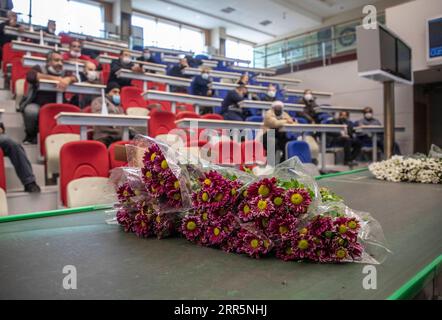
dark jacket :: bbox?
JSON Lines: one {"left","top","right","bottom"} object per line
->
{"left": 328, "top": 118, "right": 355, "bottom": 138}
{"left": 108, "top": 59, "right": 134, "bottom": 88}
{"left": 191, "top": 75, "right": 211, "bottom": 96}
{"left": 25, "top": 65, "right": 68, "bottom": 106}
{"left": 0, "top": 21, "right": 20, "bottom": 48}
{"left": 167, "top": 65, "right": 191, "bottom": 79}
{"left": 221, "top": 90, "right": 244, "bottom": 114}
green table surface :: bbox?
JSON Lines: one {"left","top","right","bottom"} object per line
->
{"left": 0, "top": 170, "right": 441, "bottom": 299}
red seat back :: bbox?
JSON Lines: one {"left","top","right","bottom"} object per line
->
{"left": 176, "top": 111, "right": 200, "bottom": 120}
{"left": 241, "top": 140, "right": 267, "bottom": 165}
{"left": 109, "top": 140, "right": 132, "bottom": 169}
{"left": 120, "top": 86, "right": 147, "bottom": 111}
{"left": 201, "top": 113, "right": 224, "bottom": 120}
{"left": 59, "top": 141, "right": 109, "bottom": 206}
{"left": 2, "top": 43, "right": 24, "bottom": 74}
{"left": 213, "top": 140, "right": 242, "bottom": 165}
{"left": 39, "top": 103, "right": 81, "bottom": 157}
{"left": 101, "top": 63, "right": 110, "bottom": 85}
{"left": 10, "top": 57, "right": 31, "bottom": 95}
{"left": 0, "top": 149, "right": 6, "bottom": 191}
{"left": 148, "top": 110, "right": 176, "bottom": 137}
{"left": 82, "top": 106, "right": 92, "bottom": 113}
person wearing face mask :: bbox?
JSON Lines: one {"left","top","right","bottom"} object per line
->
{"left": 262, "top": 100, "right": 295, "bottom": 162}
{"left": 21, "top": 51, "right": 77, "bottom": 144}
{"left": 90, "top": 82, "right": 124, "bottom": 147}
{"left": 355, "top": 107, "right": 401, "bottom": 156}
{"left": 69, "top": 61, "right": 101, "bottom": 109}
{"left": 297, "top": 89, "right": 322, "bottom": 124}
{"left": 221, "top": 84, "right": 249, "bottom": 121}
{"left": 42, "top": 20, "right": 56, "bottom": 35}
{"left": 167, "top": 57, "right": 191, "bottom": 93}
{"left": 108, "top": 49, "right": 143, "bottom": 88}
{"left": 62, "top": 40, "right": 98, "bottom": 67}
{"left": 262, "top": 84, "right": 278, "bottom": 102}
{"left": 328, "top": 111, "right": 362, "bottom": 166}
{"left": 191, "top": 67, "right": 212, "bottom": 96}
{"left": 0, "top": 11, "right": 24, "bottom": 64}
{"left": 137, "top": 48, "right": 156, "bottom": 64}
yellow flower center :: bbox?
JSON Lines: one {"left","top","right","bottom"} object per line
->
{"left": 201, "top": 192, "right": 209, "bottom": 202}
{"left": 298, "top": 239, "right": 309, "bottom": 250}
{"left": 261, "top": 218, "right": 269, "bottom": 227}
{"left": 338, "top": 225, "right": 347, "bottom": 234}
{"left": 243, "top": 190, "right": 248, "bottom": 197}
{"left": 258, "top": 185, "right": 270, "bottom": 197}
{"left": 215, "top": 193, "right": 223, "bottom": 202}
{"left": 123, "top": 190, "right": 129, "bottom": 197}
{"left": 300, "top": 227, "right": 308, "bottom": 235}
{"left": 250, "top": 239, "right": 259, "bottom": 249}
{"left": 243, "top": 205, "right": 250, "bottom": 215}
{"left": 290, "top": 193, "right": 303, "bottom": 205}
{"left": 160, "top": 180, "right": 165, "bottom": 185}
{"left": 161, "top": 160, "right": 168, "bottom": 170}
{"left": 173, "top": 193, "right": 181, "bottom": 200}
{"left": 134, "top": 190, "right": 141, "bottom": 196}
{"left": 338, "top": 238, "right": 345, "bottom": 246}
{"left": 231, "top": 189, "right": 237, "bottom": 196}
{"left": 204, "top": 179, "right": 211, "bottom": 186}
{"left": 336, "top": 249, "right": 347, "bottom": 259}
{"left": 223, "top": 226, "right": 229, "bottom": 232}
{"left": 145, "top": 171, "right": 152, "bottom": 178}
{"left": 264, "top": 240, "right": 270, "bottom": 248}
{"left": 155, "top": 216, "right": 161, "bottom": 223}
{"left": 174, "top": 181, "right": 180, "bottom": 189}
{"left": 257, "top": 200, "right": 268, "bottom": 210}
{"left": 285, "top": 247, "right": 293, "bottom": 255}
{"left": 279, "top": 225, "right": 288, "bottom": 234}
{"left": 150, "top": 153, "right": 157, "bottom": 161}
{"left": 213, "top": 227, "right": 220, "bottom": 236}
{"left": 186, "top": 221, "right": 196, "bottom": 231}
{"left": 348, "top": 221, "right": 357, "bottom": 229}
{"left": 273, "top": 197, "right": 283, "bottom": 206}
{"left": 141, "top": 221, "right": 146, "bottom": 228}
{"left": 202, "top": 212, "right": 208, "bottom": 221}
{"left": 151, "top": 186, "right": 157, "bottom": 192}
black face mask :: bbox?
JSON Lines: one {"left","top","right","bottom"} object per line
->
{"left": 274, "top": 109, "right": 283, "bottom": 117}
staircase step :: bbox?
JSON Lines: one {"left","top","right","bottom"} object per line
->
{"left": 5, "top": 186, "right": 59, "bottom": 215}
{"left": 2, "top": 126, "right": 26, "bottom": 144}
{"left": 4, "top": 160, "right": 46, "bottom": 192}
{"left": 22, "top": 144, "right": 42, "bottom": 164}
{"left": 2, "top": 111, "right": 23, "bottom": 127}
{"left": 0, "top": 99, "right": 18, "bottom": 113}
{"left": 0, "top": 88, "right": 12, "bottom": 101}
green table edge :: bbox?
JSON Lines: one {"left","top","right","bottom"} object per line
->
{"left": 2, "top": 167, "right": 440, "bottom": 300}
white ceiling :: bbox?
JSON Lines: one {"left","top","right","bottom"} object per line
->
{"left": 131, "top": 0, "right": 385, "bottom": 44}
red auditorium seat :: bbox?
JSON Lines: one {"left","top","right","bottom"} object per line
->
{"left": 201, "top": 114, "right": 224, "bottom": 120}
{"left": 241, "top": 140, "right": 267, "bottom": 165}
{"left": 59, "top": 141, "right": 109, "bottom": 206}
{"left": 0, "top": 149, "right": 6, "bottom": 191}
{"left": 176, "top": 111, "right": 200, "bottom": 120}
{"left": 10, "top": 57, "right": 30, "bottom": 95}
{"left": 101, "top": 63, "right": 111, "bottom": 85}
{"left": 212, "top": 140, "right": 242, "bottom": 165}
{"left": 82, "top": 106, "right": 92, "bottom": 113}
{"left": 38, "top": 103, "right": 81, "bottom": 157}
{"left": 2, "top": 43, "right": 24, "bottom": 74}
{"left": 109, "top": 140, "right": 132, "bottom": 169}
{"left": 120, "top": 86, "right": 148, "bottom": 111}
{"left": 148, "top": 110, "right": 176, "bottom": 137}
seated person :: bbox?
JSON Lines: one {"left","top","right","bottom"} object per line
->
{"left": 355, "top": 107, "right": 401, "bottom": 155}
{"left": 62, "top": 40, "right": 98, "bottom": 67}
{"left": 298, "top": 89, "right": 321, "bottom": 123}
{"left": 262, "top": 101, "right": 295, "bottom": 162}
{"left": 0, "top": 11, "right": 24, "bottom": 64}
{"left": 42, "top": 20, "right": 56, "bottom": 35}
{"left": 167, "top": 57, "right": 192, "bottom": 93}
{"left": 137, "top": 48, "right": 157, "bottom": 64}
{"left": 220, "top": 84, "right": 248, "bottom": 121}
{"left": 237, "top": 73, "right": 249, "bottom": 86}
{"left": 69, "top": 61, "right": 100, "bottom": 109}
{"left": 21, "top": 51, "right": 77, "bottom": 144}
{"left": 328, "top": 111, "right": 362, "bottom": 166}
{"left": 191, "top": 67, "right": 212, "bottom": 96}
{"left": 90, "top": 82, "right": 124, "bottom": 147}
{"left": 108, "top": 49, "right": 143, "bottom": 88}
{"left": 261, "top": 84, "right": 277, "bottom": 102}
{"left": 0, "top": 123, "right": 41, "bottom": 193}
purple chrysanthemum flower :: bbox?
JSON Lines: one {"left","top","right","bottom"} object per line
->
{"left": 246, "top": 177, "right": 281, "bottom": 199}
{"left": 236, "top": 229, "right": 272, "bottom": 259}
{"left": 268, "top": 213, "right": 299, "bottom": 241}
{"left": 116, "top": 208, "right": 134, "bottom": 233}
{"left": 237, "top": 201, "right": 254, "bottom": 222}
{"left": 275, "top": 240, "right": 297, "bottom": 262}
{"left": 181, "top": 215, "right": 202, "bottom": 242}
{"left": 117, "top": 183, "right": 135, "bottom": 203}
{"left": 284, "top": 188, "right": 312, "bottom": 215}
{"left": 292, "top": 232, "right": 317, "bottom": 261}
{"left": 133, "top": 212, "right": 152, "bottom": 238}
{"left": 307, "top": 215, "right": 334, "bottom": 237}
{"left": 333, "top": 217, "right": 360, "bottom": 241}
{"left": 249, "top": 196, "right": 275, "bottom": 219}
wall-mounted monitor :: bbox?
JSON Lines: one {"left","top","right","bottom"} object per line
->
{"left": 427, "top": 16, "right": 442, "bottom": 66}
{"left": 357, "top": 23, "right": 413, "bottom": 85}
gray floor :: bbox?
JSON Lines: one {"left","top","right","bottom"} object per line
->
{"left": 0, "top": 171, "right": 441, "bottom": 299}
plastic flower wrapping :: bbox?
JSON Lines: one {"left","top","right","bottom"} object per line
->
{"left": 369, "top": 145, "right": 442, "bottom": 184}
{"left": 108, "top": 136, "right": 390, "bottom": 264}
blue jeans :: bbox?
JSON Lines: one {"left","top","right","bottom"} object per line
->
{"left": 0, "top": 134, "right": 36, "bottom": 186}
{"left": 23, "top": 103, "right": 40, "bottom": 139}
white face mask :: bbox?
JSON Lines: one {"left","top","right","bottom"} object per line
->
{"left": 122, "top": 57, "right": 132, "bottom": 65}
{"left": 143, "top": 53, "right": 151, "bottom": 59}
{"left": 304, "top": 94, "right": 313, "bottom": 101}
{"left": 86, "top": 71, "right": 98, "bottom": 82}
{"left": 70, "top": 50, "right": 81, "bottom": 58}
{"left": 201, "top": 73, "right": 209, "bottom": 80}
{"left": 49, "top": 27, "right": 55, "bottom": 33}
{"left": 364, "top": 113, "right": 373, "bottom": 120}
{"left": 267, "top": 90, "right": 276, "bottom": 98}
{"left": 48, "top": 66, "right": 62, "bottom": 76}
